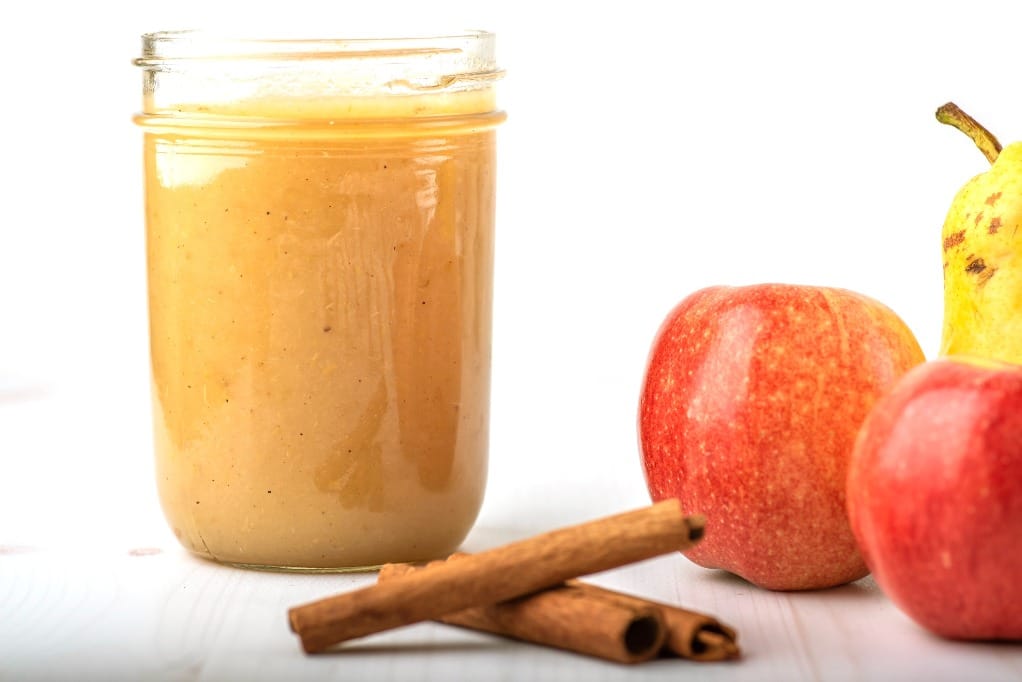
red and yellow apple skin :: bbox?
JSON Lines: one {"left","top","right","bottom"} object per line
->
{"left": 639, "top": 284, "right": 925, "bottom": 591}
{"left": 848, "top": 358, "right": 1022, "bottom": 640}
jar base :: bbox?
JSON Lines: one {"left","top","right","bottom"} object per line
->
{"left": 197, "top": 554, "right": 385, "bottom": 573}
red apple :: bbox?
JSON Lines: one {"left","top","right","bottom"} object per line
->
{"left": 847, "top": 357, "right": 1022, "bottom": 639}
{"left": 639, "top": 284, "right": 925, "bottom": 590}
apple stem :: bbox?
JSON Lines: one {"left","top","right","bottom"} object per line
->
{"left": 936, "top": 102, "right": 1002, "bottom": 164}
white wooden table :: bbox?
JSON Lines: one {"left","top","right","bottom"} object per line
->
{"left": 3, "top": 382, "right": 1021, "bottom": 682}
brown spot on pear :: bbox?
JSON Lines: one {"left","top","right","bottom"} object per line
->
{"left": 964, "top": 256, "right": 997, "bottom": 286}
{"left": 965, "top": 257, "right": 986, "bottom": 274}
{"left": 943, "top": 230, "right": 966, "bottom": 250}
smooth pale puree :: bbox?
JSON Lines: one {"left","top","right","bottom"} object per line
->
{"left": 142, "top": 89, "right": 500, "bottom": 568}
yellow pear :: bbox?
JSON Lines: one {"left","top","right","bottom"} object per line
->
{"left": 937, "top": 103, "right": 1022, "bottom": 364}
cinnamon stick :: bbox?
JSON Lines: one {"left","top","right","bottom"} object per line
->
{"left": 379, "top": 561, "right": 739, "bottom": 662}
{"left": 288, "top": 499, "right": 704, "bottom": 653}
{"left": 564, "top": 581, "right": 739, "bottom": 661}
{"left": 658, "top": 604, "right": 739, "bottom": 661}
{"left": 379, "top": 562, "right": 667, "bottom": 664}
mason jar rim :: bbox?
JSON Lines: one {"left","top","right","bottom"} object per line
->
{"left": 136, "top": 29, "right": 499, "bottom": 67}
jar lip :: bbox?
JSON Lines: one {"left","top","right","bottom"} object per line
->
{"left": 137, "top": 29, "right": 497, "bottom": 64}
{"left": 142, "top": 28, "right": 494, "bottom": 42}
{"left": 136, "top": 29, "right": 503, "bottom": 104}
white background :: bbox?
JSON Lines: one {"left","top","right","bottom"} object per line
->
{"left": 1, "top": 0, "right": 1021, "bottom": 625}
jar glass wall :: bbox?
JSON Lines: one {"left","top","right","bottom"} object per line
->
{"left": 134, "top": 31, "right": 504, "bottom": 570}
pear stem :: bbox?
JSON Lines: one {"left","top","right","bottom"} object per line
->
{"left": 936, "top": 102, "right": 1002, "bottom": 164}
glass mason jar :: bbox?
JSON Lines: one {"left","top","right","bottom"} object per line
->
{"left": 134, "top": 31, "right": 504, "bottom": 570}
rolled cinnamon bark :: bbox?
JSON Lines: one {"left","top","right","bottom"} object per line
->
{"left": 659, "top": 605, "right": 739, "bottom": 661}
{"left": 379, "top": 562, "right": 667, "bottom": 664}
{"left": 288, "top": 499, "right": 704, "bottom": 653}
{"left": 564, "top": 581, "right": 739, "bottom": 661}
{"left": 378, "top": 561, "right": 739, "bottom": 662}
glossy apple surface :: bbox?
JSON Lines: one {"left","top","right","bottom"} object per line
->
{"left": 639, "top": 284, "right": 925, "bottom": 590}
{"left": 848, "top": 358, "right": 1022, "bottom": 639}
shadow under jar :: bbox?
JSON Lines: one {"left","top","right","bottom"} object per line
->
{"left": 134, "top": 31, "right": 504, "bottom": 570}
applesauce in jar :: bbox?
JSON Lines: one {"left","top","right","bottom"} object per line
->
{"left": 134, "top": 32, "right": 504, "bottom": 569}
